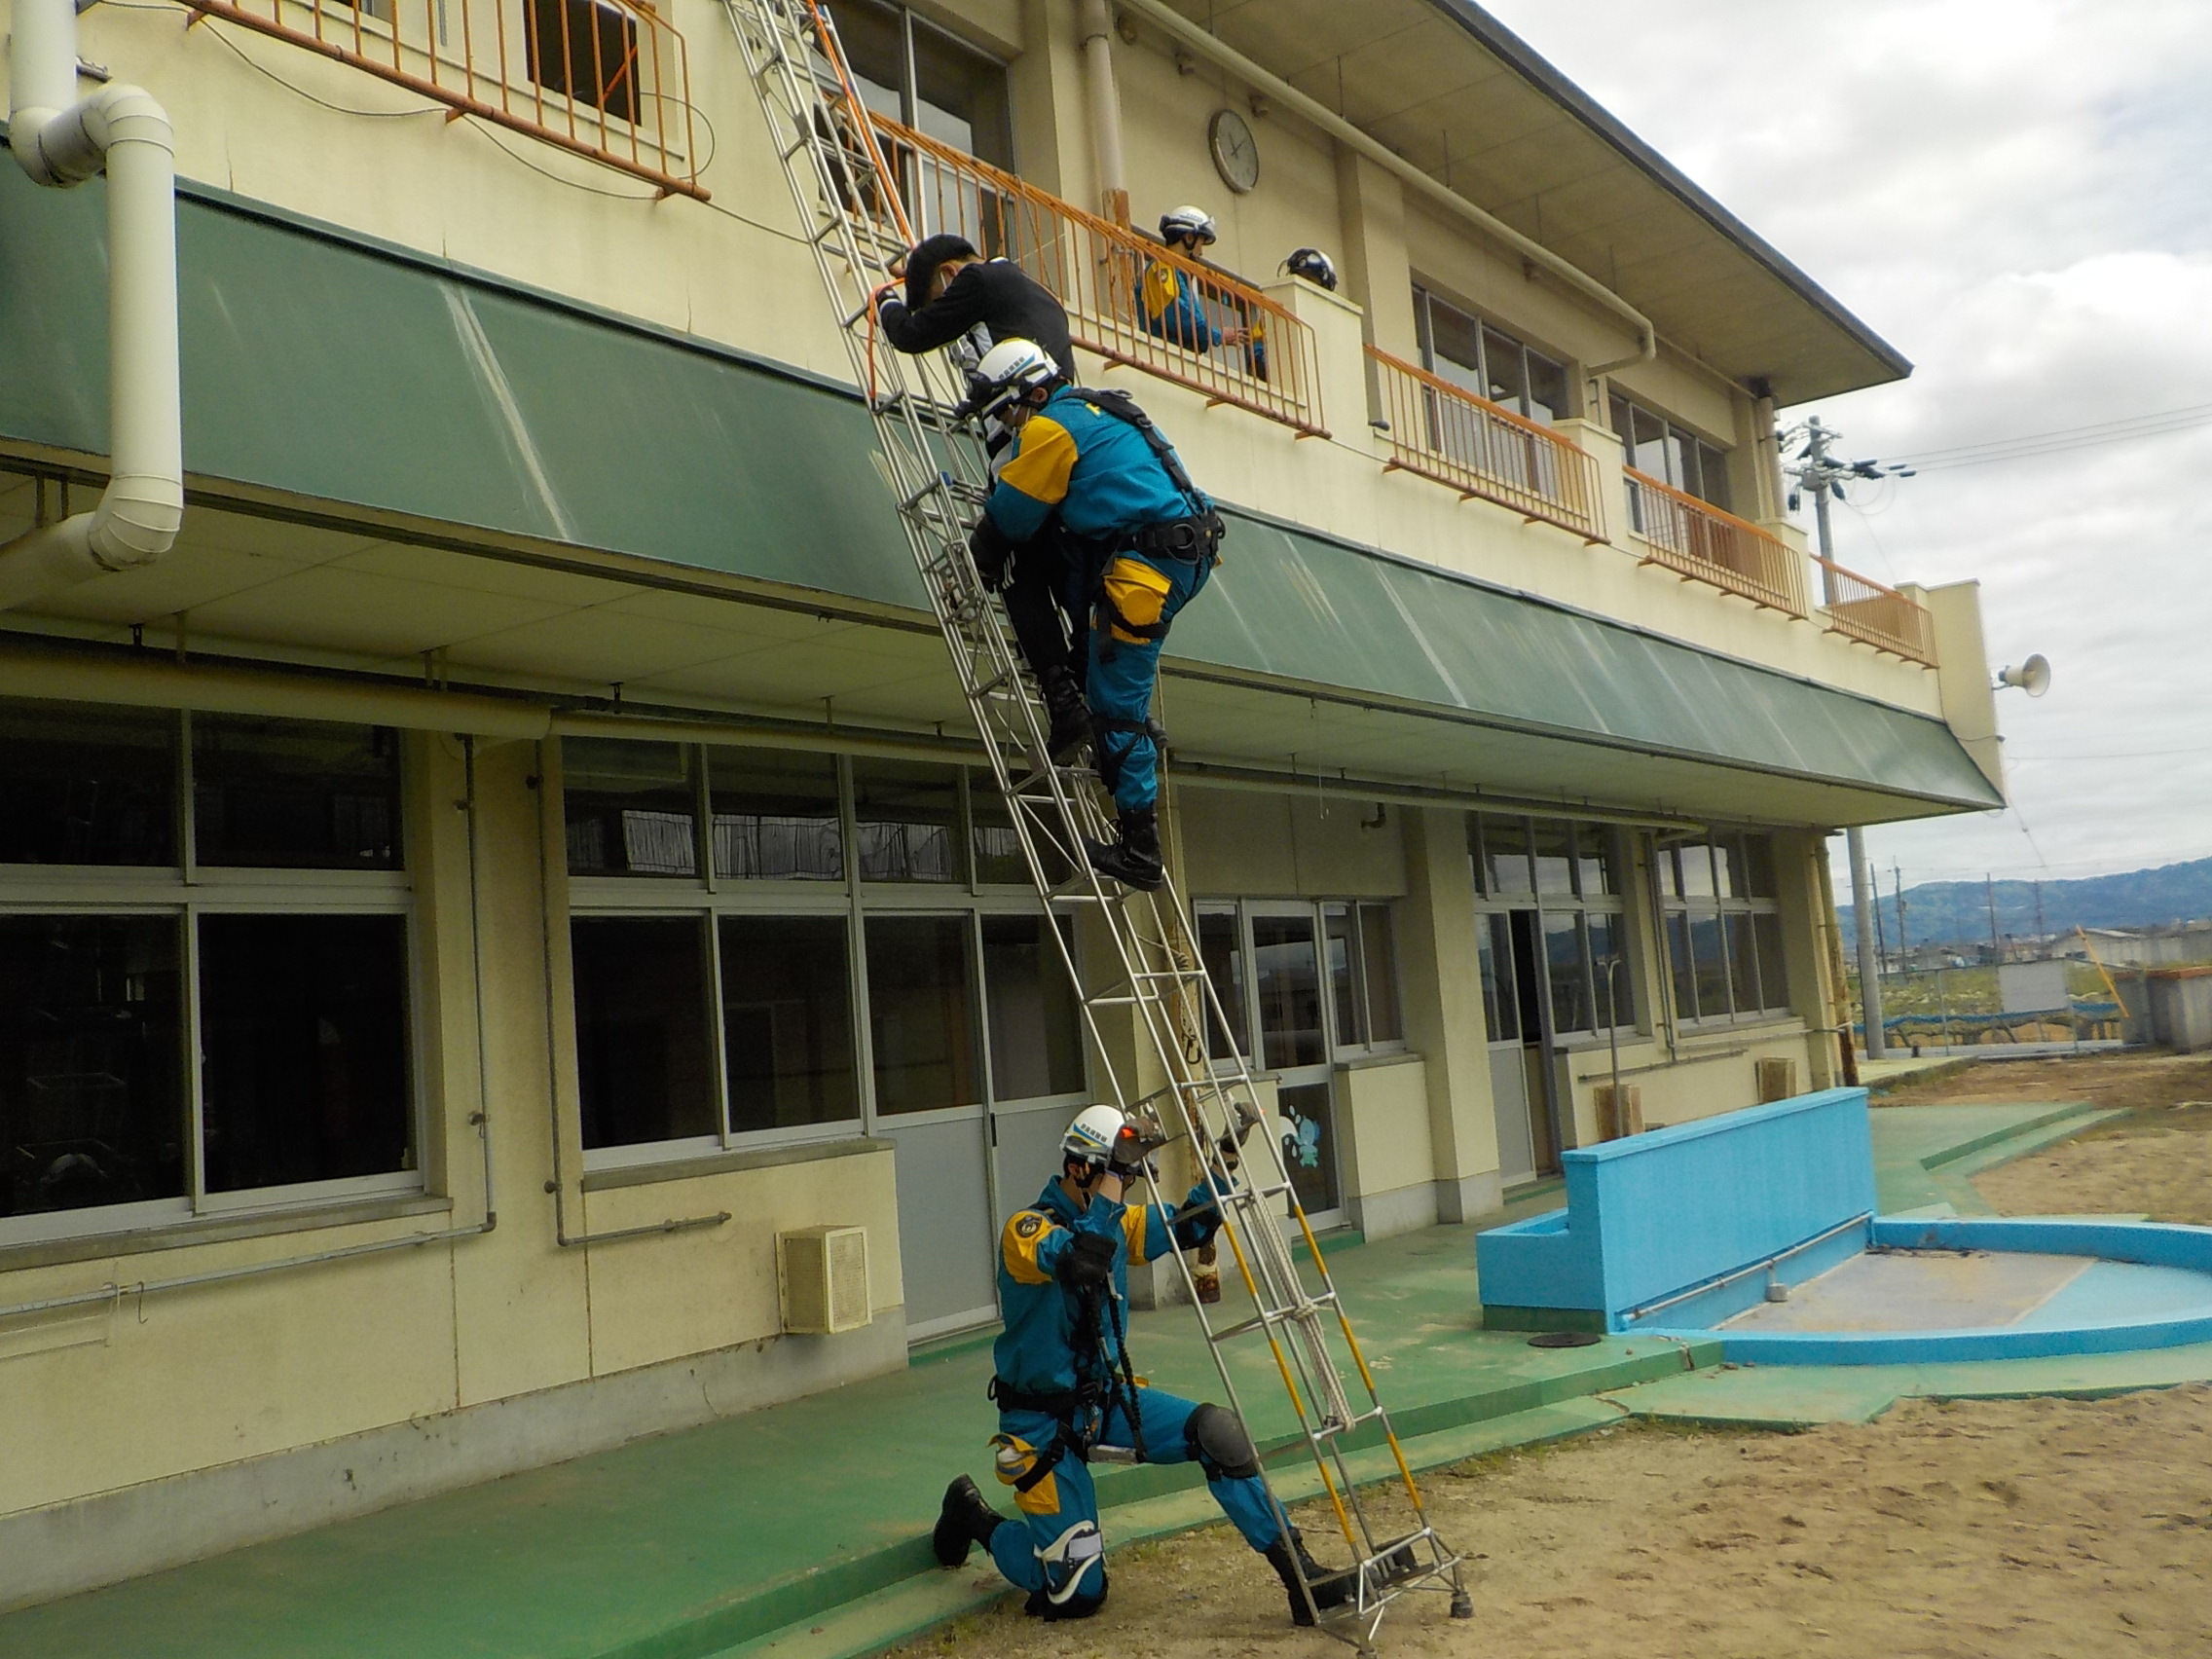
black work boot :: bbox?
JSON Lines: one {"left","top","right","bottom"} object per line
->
{"left": 932, "top": 1475, "right": 1008, "bottom": 1567}
{"left": 1264, "top": 1528, "right": 1358, "bottom": 1626}
{"left": 1041, "top": 670, "right": 1089, "bottom": 760}
{"left": 1086, "top": 804, "right": 1163, "bottom": 891}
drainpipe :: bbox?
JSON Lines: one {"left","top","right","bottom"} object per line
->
{"left": 1074, "top": 0, "right": 1128, "bottom": 227}
{"left": 0, "top": 0, "right": 182, "bottom": 610}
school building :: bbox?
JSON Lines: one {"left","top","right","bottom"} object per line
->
{"left": 0, "top": 0, "right": 2008, "bottom": 1604}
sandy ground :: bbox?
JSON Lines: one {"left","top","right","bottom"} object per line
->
{"left": 904, "top": 1388, "right": 2212, "bottom": 1659}
{"left": 1873, "top": 1051, "right": 2212, "bottom": 1225}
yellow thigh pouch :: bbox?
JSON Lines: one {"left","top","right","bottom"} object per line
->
{"left": 1100, "top": 556, "right": 1172, "bottom": 645}
{"left": 991, "top": 1433, "right": 1062, "bottom": 1515}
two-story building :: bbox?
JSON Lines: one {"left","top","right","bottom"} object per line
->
{"left": 0, "top": 0, "right": 2009, "bottom": 1603}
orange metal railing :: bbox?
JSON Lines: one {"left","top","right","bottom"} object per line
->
{"left": 1813, "top": 555, "right": 1938, "bottom": 666}
{"left": 185, "top": 0, "right": 705, "bottom": 199}
{"left": 1624, "top": 468, "right": 1807, "bottom": 616}
{"left": 1365, "top": 347, "right": 1605, "bottom": 540}
{"left": 867, "top": 114, "right": 1326, "bottom": 437}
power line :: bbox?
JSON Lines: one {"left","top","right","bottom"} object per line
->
{"left": 1888, "top": 401, "right": 2212, "bottom": 472}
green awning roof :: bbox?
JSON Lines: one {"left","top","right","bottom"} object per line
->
{"left": 0, "top": 165, "right": 1998, "bottom": 816}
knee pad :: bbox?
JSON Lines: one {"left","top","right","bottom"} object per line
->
{"left": 1025, "top": 1575, "right": 1109, "bottom": 1621}
{"left": 1034, "top": 1519, "right": 1106, "bottom": 1611}
{"left": 1186, "top": 1401, "right": 1261, "bottom": 1481}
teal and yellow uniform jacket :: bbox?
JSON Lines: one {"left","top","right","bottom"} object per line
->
{"left": 983, "top": 386, "right": 1206, "bottom": 547}
{"left": 993, "top": 1175, "right": 1220, "bottom": 1398}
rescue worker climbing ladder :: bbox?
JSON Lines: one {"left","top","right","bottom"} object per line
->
{"left": 717, "top": 0, "right": 1473, "bottom": 1644}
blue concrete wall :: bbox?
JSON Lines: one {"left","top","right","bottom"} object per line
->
{"left": 1476, "top": 1088, "right": 1876, "bottom": 1329}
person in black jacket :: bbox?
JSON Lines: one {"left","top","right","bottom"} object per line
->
{"left": 876, "top": 235, "right": 1088, "bottom": 759}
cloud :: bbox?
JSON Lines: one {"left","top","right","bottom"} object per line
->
{"left": 1481, "top": 0, "right": 2212, "bottom": 892}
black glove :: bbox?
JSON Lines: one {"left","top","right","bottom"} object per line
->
{"left": 1108, "top": 1125, "right": 1149, "bottom": 1183}
{"left": 1055, "top": 1230, "right": 1117, "bottom": 1292}
{"left": 969, "top": 516, "right": 1014, "bottom": 593}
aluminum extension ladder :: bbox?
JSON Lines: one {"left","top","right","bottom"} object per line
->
{"left": 716, "top": 1, "right": 1471, "bottom": 1643}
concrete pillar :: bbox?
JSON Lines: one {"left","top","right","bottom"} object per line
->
{"left": 1775, "top": 829, "right": 1843, "bottom": 1092}
{"left": 1332, "top": 146, "right": 1417, "bottom": 359}
{"left": 1398, "top": 806, "right": 1501, "bottom": 1222}
{"left": 1262, "top": 274, "right": 1369, "bottom": 455}
{"left": 1915, "top": 578, "right": 2005, "bottom": 796}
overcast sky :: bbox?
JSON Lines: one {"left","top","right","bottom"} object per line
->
{"left": 1479, "top": 0, "right": 2212, "bottom": 895}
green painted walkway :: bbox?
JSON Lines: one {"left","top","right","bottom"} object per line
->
{"left": 0, "top": 1218, "right": 1706, "bottom": 1659}
{"left": 1870, "top": 1101, "right": 2120, "bottom": 1215}
{"left": 0, "top": 1097, "right": 2154, "bottom": 1659}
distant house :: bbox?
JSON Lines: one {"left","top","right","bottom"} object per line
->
{"left": 2081, "top": 922, "right": 2212, "bottom": 968}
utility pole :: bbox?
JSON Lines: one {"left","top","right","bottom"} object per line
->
{"left": 2035, "top": 879, "right": 2046, "bottom": 940}
{"left": 1806, "top": 417, "right": 1838, "bottom": 605}
{"left": 1849, "top": 827, "right": 1885, "bottom": 1059}
{"left": 1894, "top": 862, "right": 1908, "bottom": 963}
{"left": 1986, "top": 874, "right": 2002, "bottom": 963}
{"left": 1781, "top": 417, "right": 1912, "bottom": 607}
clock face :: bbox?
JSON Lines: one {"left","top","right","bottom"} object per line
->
{"left": 1209, "top": 107, "right": 1260, "bottom": 195}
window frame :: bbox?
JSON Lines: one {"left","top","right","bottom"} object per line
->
{"left": 1192, "top": 898, "right": 1410, "bottom": 1071}
{"left": 565, "top": 740, "right": 1085, "bottom": 1172}
{"left": 1412, "top": 284, "right": 1571, "bottom": 425}
{"left": 1607, "top": 389, "right": 1734, "bottom": 512}
{"left": 1466, "top": 813, "right": 1637, "bottom": 1045}
{"left": 0, "top": 707, "right": 424, "bottom": 1250}
{"left": 1656, "top": 830, "right": 1794, "bottom": 1027}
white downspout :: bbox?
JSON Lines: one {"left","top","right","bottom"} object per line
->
{"left": 1, "top": 0, "right": 182, "bottom": 610}
{"left": 1074, "top": 0, "right": 1128, "bottom": 227}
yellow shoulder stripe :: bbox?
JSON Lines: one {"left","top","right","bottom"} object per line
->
{"left": 1120, "top": 1201, "right": 1150, "bottom": 1263}
{"left": 998, "top": 415, "right": 1078, "bottom": 506}
{"left": 1002, "top": 1209, "right": 1058, "bottom": 1285}
{"left": 1141, "top": 260, "right": 1178, "bottom": 322}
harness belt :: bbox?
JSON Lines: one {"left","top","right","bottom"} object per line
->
{"left": 988, "top": 1377, "right": 1096, "bottom": 1417}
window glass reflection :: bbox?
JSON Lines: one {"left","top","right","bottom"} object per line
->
{"left": 0, "top": 699, "right": 175, "bottom": 866}
{"left": 565, "top": 739, "right": 698, "bottom": 878}
{"left": 1276, "top": 1081, "right": 1339, "bottom": 1215}
{"left": 981, "top": 914, "right": 1083, "bottom": 1101}
{"left": 195, "top": 715, "right": 401, "bottom": 869}
{"left": 1482, "top": 817, "right": 1533, "bottom": 897}
{"left": 866, "top": 914, "right": 978, "bottom": 1113}
{"left": 709, "top": 747, "right": 842, "bottom": 881}
{"left": 1543, "top": 913, "right": 1591, "bottom": 1036}
{"left": 1198, "top": 906, "right": 1246, "bottom": 1060}
{"left": 719, "top": 914, "right": 857, "bottom": 1132}
{"left": 1531, "top": 822, "right": 1575, "bottom": 897}
{"left": 1251, "top": 914, "right": 1323, "bottom": 1071}
{"left": 1359, "top": 903, "right": 1403, "bottom": 1043}
{"left": 1323, "top": 903, "right": 1361, "bottom": 1050}
{"left": 1479, "top": 912, "right": 1520, "bottom": 1042}
{"left": 0, "top": 914, "right": 184, "bottom": 1217}
{"left": 1586, "top": 912, "right": 1631, "bottom": 1029}
{"left": 853, "top": 759, "right": 959, "bottom": 883}
{"left": 1726, "top": 911, "right": 1759, "bottom": 1015}
{"left": 970, "top": 771, "right": 1070, "bottom": 886}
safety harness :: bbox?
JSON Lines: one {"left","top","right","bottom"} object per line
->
{"left": 1062, "top": 385, "right": 1225, "bottom": 647}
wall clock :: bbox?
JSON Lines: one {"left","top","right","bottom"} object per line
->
{"left": 1209, "top": 107, "right": 1260, "bottom": 195}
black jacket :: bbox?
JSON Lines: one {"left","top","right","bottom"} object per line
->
{"left": 879, "top": 258, "right": 1074, "bottom": 375}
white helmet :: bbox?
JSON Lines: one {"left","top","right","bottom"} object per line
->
{"left": 1159, "top": 204, "right": 1218, "bottom": 246}
{"left": 1061, "top": 1104, "right": 1127, "bottom": 1170}
{"left": 966, "top": 337, "right": 1062, "bottom": 423}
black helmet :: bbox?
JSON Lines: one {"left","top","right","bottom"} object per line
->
{"left": 1281, "top": 247, "right": 1339, "bottom": 291}
{"left": 903, "top": 233, "right": 978, "bottom": 310}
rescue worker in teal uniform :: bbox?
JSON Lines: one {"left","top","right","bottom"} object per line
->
{"left": 963, "top": 341, "right": 1224, "bottom": 891}
{"left": 931, "top": 1105, "right": 1355, "bottom": 1625}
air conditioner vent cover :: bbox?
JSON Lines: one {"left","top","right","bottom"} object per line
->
{"left": 777, "top": 1225, "right": 870, "bottom": 1335}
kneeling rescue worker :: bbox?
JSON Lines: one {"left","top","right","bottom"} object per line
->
{"left": 965, "top": 341, "right": 1224, "bottom": 891}
{"left": 933, "top": 1104, "right": 1356, "bottom": 1625}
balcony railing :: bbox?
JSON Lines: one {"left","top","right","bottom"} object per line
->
{"left": 185, "top": 0, "right": 705, "bottom": 200}
{"left": 1624, "top": 469, "right": 1807, "bottom": 617}
{"left": 868, "top": 115, "right": 1326, "bottom": 438}
{"left": 1814, "top": 556, "right": 1938, "bottom": 666}
{"left": 1365, "top": 348, "right": 1605, "bottom": 541}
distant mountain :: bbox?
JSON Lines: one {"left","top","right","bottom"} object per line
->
{"left": 1837, "top": 857, "right": 2212, "bottom": 951}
